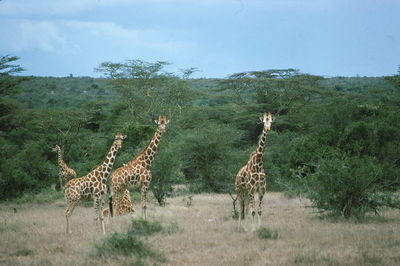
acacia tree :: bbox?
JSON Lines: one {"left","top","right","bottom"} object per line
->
{"left": 0, "top": 55, "right": 26, "bottom": 96}
{"left": 95, "top": 60, "right": 196, "bottom": 122}
{"left": 219, "top": 69, "right": 323, "bottom": 114}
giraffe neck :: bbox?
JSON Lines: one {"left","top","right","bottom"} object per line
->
{"left": 56, "top": 148, "right": 65, "bottom": 167}
{"left": 254, "top": 127, "right": 268, "bottom": 163}
{"left": 133, "top": 128, "right": 163, "bottom": 169}
{"left": 95, "top": 142, "right": 120, "bottom": 184}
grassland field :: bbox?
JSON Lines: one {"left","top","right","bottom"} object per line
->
{"left": 0, "top": 192, "right": 399, "bottom": 265}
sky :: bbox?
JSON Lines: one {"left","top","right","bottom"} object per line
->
{"left": 0, "top": 0, "right": 399, "bottom": 78}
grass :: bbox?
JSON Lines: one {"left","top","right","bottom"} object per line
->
{"left": 0, "top": 192, "right": 400, "bottom": 265}
{"left": 8, "top": 188, "right": 64, "bottom": 204}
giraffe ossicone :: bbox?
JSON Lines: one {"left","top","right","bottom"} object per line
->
{"left": 64, "top": 133, "right": 126, "bottom": 235}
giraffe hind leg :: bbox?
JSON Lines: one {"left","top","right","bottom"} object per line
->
{"left": 65, "top": 201, "right": 77, "bottom": 235}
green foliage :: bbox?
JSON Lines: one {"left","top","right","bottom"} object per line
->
{"left": 0, "top": 55, "right": 26, "bottom": 96}
{"left": 1, "top": 55, "right": 400, "bottom": 213}
{"left": 257, "top": 227, "right": 279, "bottom": 240}
{"left": 94, "top": 232, "right": 163, "bottom": 262}
{"left": 305, "top": 156, "right": 400, "bottom": 218}
{"left": 178, "top": 121, "right": 243, "bottom": 193}
{"left": 95, "top": 59, "right": 197, "bottom": 122}
{"left": 151, "top": 142, "right": 183, "bottom": 206}
{"left": 94, "top": 219, "right": 171, "bottom": 263}
{"left": 129, "top": 219, "right": 163, "bottom": 236}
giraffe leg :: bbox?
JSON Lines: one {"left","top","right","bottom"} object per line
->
{"left": 65, "top": 201, "right": 77, "bottom": 235}
{"left": 257, "top": 174, "right": 266, "bottom": 229}
{"left": 248, "top": 187, "right": 256, "bottom": 232}
{"left": 99, "top": 195, "right": 106, "bottom": 235}
{"left": 257, "top": 191, "right": 265, "bottom": 229}
{"left": 59, "top": 176, "right": 64, "bottom": 191}
{"left": 141, "top": 183, "right": 149, "bottom": 220}
{"left": 111, "top": 190, "right": 121, "bottom": 218}
{"left": 94, "top": 196, "right": 106, "bottom": 235}
{"left": 236, "top": 188, "right": 245, "bottom": 230}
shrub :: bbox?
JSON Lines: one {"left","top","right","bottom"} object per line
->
{"left": 129, "top": 219, "right": 163, "bottom": 236}
{"left": 94, "top": 233, "right": 161, "bottom": 261}
{"left": 151, "top": 142, "right": 183, "bottom": 206}
{"left": 178, "top": 122, "right": 243, "bottom": 193}
{"left": 305, "top": 156, "right": 400, "bottom": 218}
{"left": 94, "top": 219, "right": 169, "bottom": 263}
{"left": 257, "top": 227, "right": 278, "bottom": 240}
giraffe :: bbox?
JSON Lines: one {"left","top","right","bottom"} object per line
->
{"left": 52, "top": 145, "right": 77, "bottom": 190}
{"left": 64, "top": 133, "right": 126, "bottom": 235}
{"left": 110, "top": 116, "right": 169, "bottom": 219}
{"left": 235, "top": 112, "right": 273, "bottom": 231}
{"left": 102, "top": 189, "right": 135, "bottom": 217}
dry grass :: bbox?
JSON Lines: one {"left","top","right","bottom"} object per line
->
{"left": 1, "top": 192, "right": 399, "bottom": 265}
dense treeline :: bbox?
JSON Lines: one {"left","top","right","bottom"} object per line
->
{"left": 1, "top": 56, "right": 399, "bottom": 217}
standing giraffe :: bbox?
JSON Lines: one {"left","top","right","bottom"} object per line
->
{"left": 235, "top": 112, "right": 273, "bottom": 231}
{"left": 52, "top": 145, "right": 77, "bottom": 190}
{"left": 64, "top": 133, "right": 126, "bottom": 235}
{"left": 110, "top": 116, "right": 169, "bottom": 219}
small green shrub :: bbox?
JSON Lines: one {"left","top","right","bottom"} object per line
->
{"left": 94, "top": 219, "right": 171, "bottom": 263}
{"left": 94, "top": 233, "right": 162, "bottom": 261}
{"left": 257, "top": 227, "right": 278, "bottom": 240}
{"left": 129, "top": 219, "right": 163, "bottom": 236}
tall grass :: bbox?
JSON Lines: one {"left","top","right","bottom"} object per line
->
{"left": 9, "top": 188, "right": 63, "bottom": 204}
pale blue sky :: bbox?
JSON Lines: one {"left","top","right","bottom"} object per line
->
{"left": 0, "top": 0, "right": 399, "bottom": 78}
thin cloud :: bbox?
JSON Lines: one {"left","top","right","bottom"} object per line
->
{"left": 0, "top": 19, "right": 67, "bottom": 53}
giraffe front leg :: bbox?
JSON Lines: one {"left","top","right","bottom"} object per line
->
{"left": 99, "top": 195, "right": 106, "bottom": 235}
{"left": 140, "top": 183, "right": 149, "bottom": 220}
{"left": 236, "top": 188, "right": 245, "bottom": 230}
{"left": 94, "top": 197, "right": 106, "bottom": 235}
{"left": 59, "top": 176, "right": 64, "bottom": 191}
{"left": 248, "top": 187, "right": 256, "bottom": 232}
{"left": 258, "top": 180, "right": 266, "bottom": 230}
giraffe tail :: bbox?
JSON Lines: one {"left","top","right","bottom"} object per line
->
{"left": 109, "top": 194, "right": 114, "bottom": 217}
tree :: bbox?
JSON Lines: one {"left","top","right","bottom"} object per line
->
{"left": 0, "top": 55, "right": 25, "bottom": 96}
{"left": 95, "top": 60, "right": 196, "bottom": 123}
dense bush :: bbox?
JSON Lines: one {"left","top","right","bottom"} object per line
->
{"left": 178, "top": 122, "right": 244, "bottom": 193}
{"left": 151, "top": 142, "right": 183, "bottom": 206}
{"left": 305, "top": 156, "right": 400, "bottom": 218}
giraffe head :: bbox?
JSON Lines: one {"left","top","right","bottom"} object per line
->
{"left": 260, "top": 112, "right": 273, "bottom": 131}
{"left": 114, "top": 133, "right": 127, "bottom": 149}
{"left": 51, "top": 144, "right": 61, "bottom": 152}
{"left": 154, "top": 115, "right": 169, "bottom": 133}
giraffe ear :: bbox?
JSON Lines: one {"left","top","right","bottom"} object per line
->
{"left": 259, "top": 116, "right": 263, "bottom": 122}
{"left": 166, "top": 119, "right": 170, "bottom": 124}
{"left": 154, "top": 120, "right": 158, "bottom": 124}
